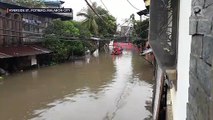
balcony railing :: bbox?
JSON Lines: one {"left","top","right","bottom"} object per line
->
{"left": 149, "top": 0, "right": 179, "bottom": 70}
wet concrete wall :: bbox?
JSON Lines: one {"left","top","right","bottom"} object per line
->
{"left": 188, "top": 0, "right": 213, "bottom": 119}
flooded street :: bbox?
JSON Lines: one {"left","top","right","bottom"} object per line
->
{"left": 0, "top": 51, "right": 153, "bottom": 120}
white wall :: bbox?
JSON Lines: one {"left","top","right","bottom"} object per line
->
{"left": 174, "top": 0, "right": 192, "bottom": 120}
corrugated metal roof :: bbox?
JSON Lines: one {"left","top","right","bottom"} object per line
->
{"left": 0, "top": 52, "right": 12, "bottom": 58}
{"left": 0, "top": 45, "right": 51, "bottom": 58}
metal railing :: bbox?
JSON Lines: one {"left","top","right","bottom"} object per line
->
{"left": 149, "top": 0, "right": 179, "bottom": 69}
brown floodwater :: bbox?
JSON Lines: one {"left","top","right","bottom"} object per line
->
{"left": 0, "top": 50, "right": 153, "bottom": 120}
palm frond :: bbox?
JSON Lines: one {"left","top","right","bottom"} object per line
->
{"left": 92, "top": 19, "right": 98, "bottom": 35}
{"left": 77, "top": 12, "right": 90, "bottom": 18}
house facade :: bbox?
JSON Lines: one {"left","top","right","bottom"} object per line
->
{"left": 146, "top": 0, "right": 213, "bottom": 119}
{"left": 0, "top": 1, "right": 72, "bottom": 73}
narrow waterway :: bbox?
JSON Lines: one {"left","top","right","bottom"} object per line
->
{"left": 0, "top": 50, "right": 153, "bottom": 120}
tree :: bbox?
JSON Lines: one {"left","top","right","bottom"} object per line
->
{"left": 77, "top": 2, "right": 117, "bottom": 37}
{"left": 43, "top": 20, "right": 81, "bottom": 62}
{"left": 132, "top": 19, "right": 149, "bottom": 47}
{"left": 95, "top": 6, "right": 117, "bottom": 37}
{"left": 77, "top": 2, "right": 99, "bottom": 36}
{"left": 72, "top": 21, "right": 91, "bottom": 39}
{"left": 44, "top": 20, "right": 80, "bottom": 37}
{"left": 43, "top": 20, "right": 95, "bottom": 62}
{"left": 134, "top": 19, "right": 149, "bottom": 39}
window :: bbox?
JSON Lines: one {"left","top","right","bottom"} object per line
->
{"left": 14, "top": 14, "right": 20, "bottom": 20}
{"left": 5, "top": 13, "right": 11, "bottom": 29}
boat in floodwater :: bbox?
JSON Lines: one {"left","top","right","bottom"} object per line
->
{"left": 111, "top": 46, "right": 123, "bottom": 55}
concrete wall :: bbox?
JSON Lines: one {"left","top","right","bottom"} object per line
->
{"left": 0, "top": 9, "right": 22, "bottom": 46}
{"left": 188, "top": 0, "right": 213, "bottom": 120}
{"left": 153, "top": 65, "right": 164, "bottom": 120}
{"left": 171, "top": 0, "right": 192, "bottom": 120}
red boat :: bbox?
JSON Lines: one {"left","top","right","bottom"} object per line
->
{"left": 111, "top": 46, "right": 123, "bottom": 55}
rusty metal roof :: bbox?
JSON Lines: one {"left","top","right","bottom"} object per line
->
{"left": 0, "top": 52, "right": 12, "bottom": 58}
{"left": 0, "top": 45, "right": 51, "bottom": 58}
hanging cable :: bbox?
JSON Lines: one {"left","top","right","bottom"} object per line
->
{"left": 84, "top": 0, "right": 117, "bottom": 35}
{"left": 118, "top": 14, "right": 135, "bottom": 27}
{"left": 118, "top": 18, "right": 130, "bottom": 27}
{"left": 84, "top": 0, "right": 106, "bottom": 23}
{"left": 100, "top": 0, "right": 109, "bottom": 11}
{"left": 126, "top": 0, "right": 140, "bottom": 10}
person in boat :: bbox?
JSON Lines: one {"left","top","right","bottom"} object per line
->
{"left": 112, "top": 46, "right": 123, "bottom": 55}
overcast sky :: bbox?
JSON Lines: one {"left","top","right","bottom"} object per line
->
{"left": 63, "top": 0, "right": 146, "bottom": 24}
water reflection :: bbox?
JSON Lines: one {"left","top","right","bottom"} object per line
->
{"left": 0, "top": 51, "right": 153, "bottom": 120}
{"left": 85, "top": 55, "right": 90, "bottom": 64}
{"left": 93, "top": 49, "right": 99, "bottom": 57}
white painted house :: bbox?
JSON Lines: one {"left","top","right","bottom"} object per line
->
{"left": 146, "top": 0, "right": 196, "bottom": 119}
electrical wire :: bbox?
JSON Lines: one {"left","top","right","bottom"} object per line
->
{"left": 118, "top": 18, "right": 130, "bottom": 27}
{"left": 84, "top": 0, "right": 117, "bottom": 35}
{"left": 100, "top": 0, "right": 109, "bottom": 11}
{"left": 118, "top": 14, "right": 135, "bottom": 27}
{"left": 126, "top": 0, "right": 140, "bottom": 10}
{"left": 84, "top": 0, "right": 106, "bottom": 23}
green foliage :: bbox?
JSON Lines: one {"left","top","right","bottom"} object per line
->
{"left": 44, "top": 20, "right": 80, "bottom": 37}
{"left": 77, "top": 2, "right": 117, "bottom": 37}
{"left": 43, "top": 35, "right": 86, "bottom": 63}
{"left": 96, "top": 9, "right": 117, "bottom": 37}
{"left": 83, "top": 41, "right": 97, "bottom": 53}
{"left": 63, "top": 21, "right": 80, "bottom": 37}
{"left": 134, "top": 19, "right": 149, "bottom": 39}
{"left": 43, "top": 35, "right": 68, "bottom": 63}
{"left": 65, "top": 41, "right": 85, "bottom": 56}
{"left": 43, "top": 20, "right": 95, "bottom": 63}
{"left": 45, "top": 20, "right": 91, "bottom": 38}
{"left": 72, "top": 21, "right": 91, "bottom": 39}
{"left": 132, "top": 19, "right": 149, "bottom": 47}
{"left": 77, "top": 3, "right": 99, "bottom": 35}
